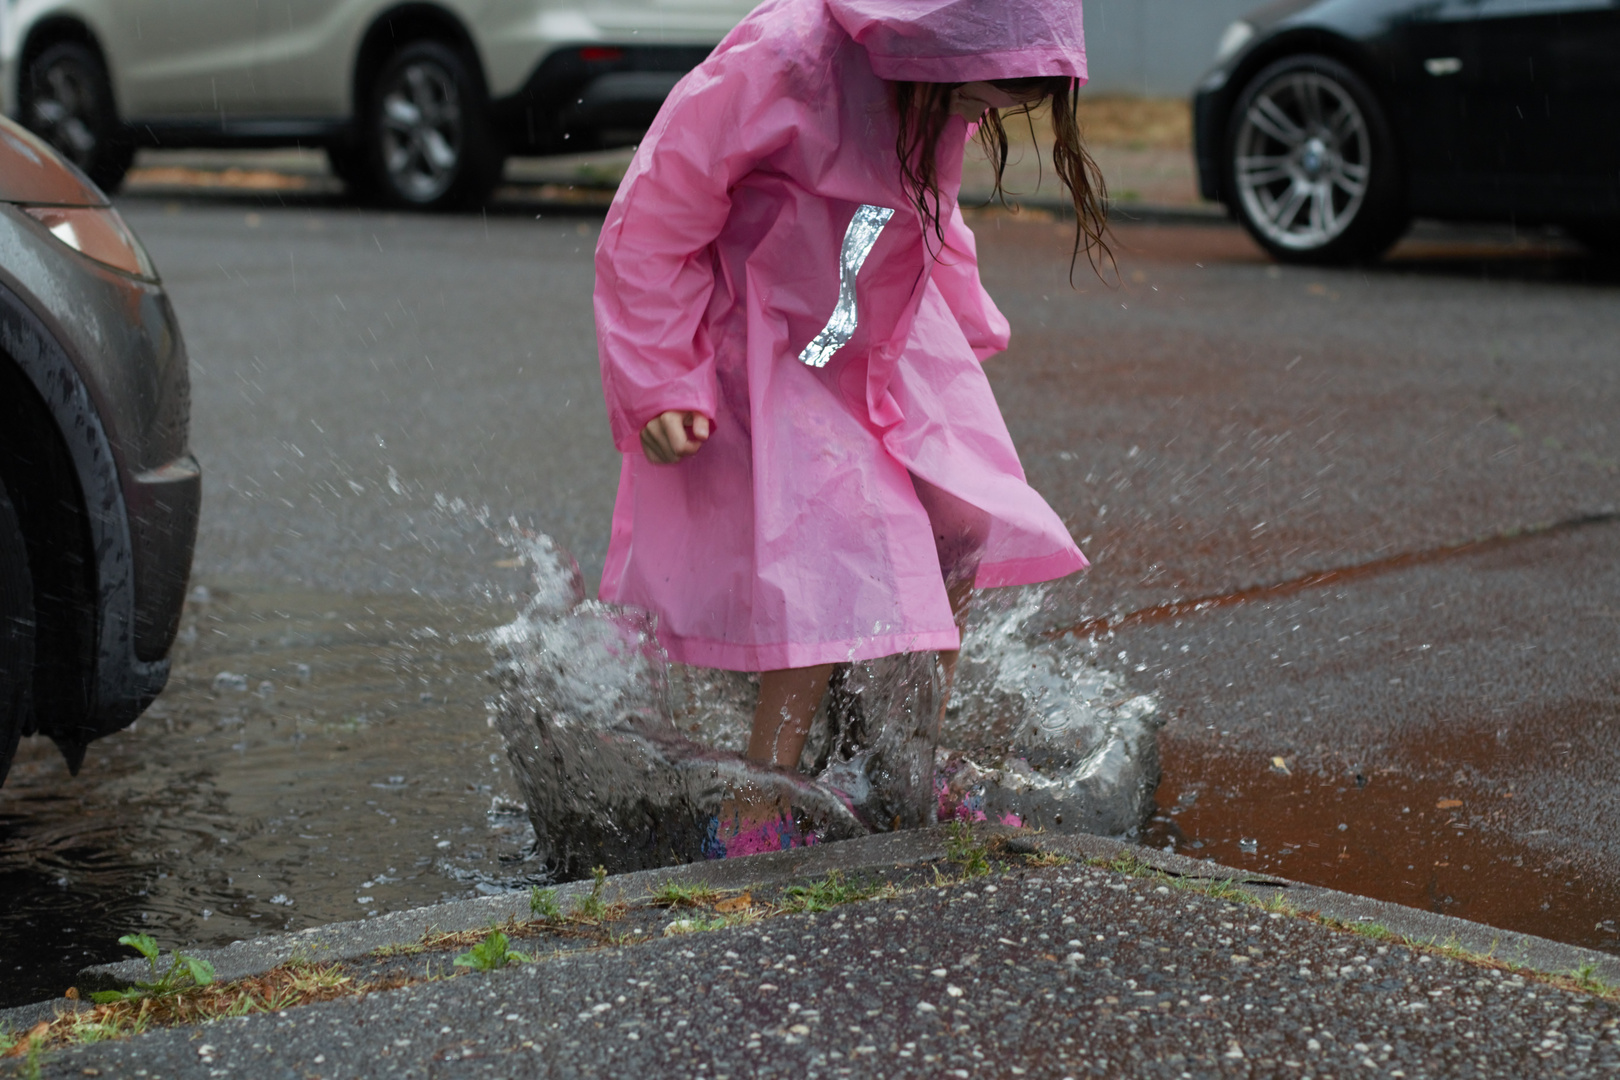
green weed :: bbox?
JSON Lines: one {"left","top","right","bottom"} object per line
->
{"left": 452, "top": 930, "right": 531, "bottom": 973}
{"left": 778, "top": 871, "right": 890, "bottom": 914}
{"left": 18, "top": 1039, "right": 45, "bottom": 1080}
{"left": 90, "top": 934, "right": 215, "bottom": 1004}
{"left": 530, "top": 886, "right": 563, "bottom": 920}
{"left": 570, "top": 866, "right": 611, "bottom": 922}
{"left": 1571, "top": 961, "right": 1614, "bottom": 995}
{"left": 650, "top": 881, "right": 724, "bottom": 908}
{"left": 946, "top": 823, "right": 991, "bottom": 878}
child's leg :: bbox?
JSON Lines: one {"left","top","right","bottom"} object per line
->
{"left": 706, "top": 664, "right": 833, "bottom": 858}
{"left": 939, "top": 575, "right": 974, "bottom": 697}
{"left": 746, "top": 664, "right": 836, "bottom": 767}
{"left": 911, "top": 475, "right": 990, "bottom": 709}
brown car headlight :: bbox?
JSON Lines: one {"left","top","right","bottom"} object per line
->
{"left": 21, "top": 205, "right": 158, "bottom": 281}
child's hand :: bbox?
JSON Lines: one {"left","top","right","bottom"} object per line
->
{"left": 640, "top": 410, "right": 711, "bottom": 464}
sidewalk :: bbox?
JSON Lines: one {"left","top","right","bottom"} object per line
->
{"left": 7, "top": 826, "right": 1618, "bottom": 1077}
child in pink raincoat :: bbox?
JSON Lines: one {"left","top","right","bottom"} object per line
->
{"left": 595, "top": 0, "right": 1109, "bottom": 850}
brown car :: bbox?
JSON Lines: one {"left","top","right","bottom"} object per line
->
{"left": 0, "top": 116, "right": 199, "bottom": 782}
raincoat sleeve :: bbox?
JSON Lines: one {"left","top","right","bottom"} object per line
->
{"left": 932, "top": 202, "right": 1011, "bottom": 361}
{"left": 594, "top": 50, "right": 800, "bottom": 453}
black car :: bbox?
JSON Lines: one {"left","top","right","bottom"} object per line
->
{"left": 0, "top": 116, "right": 199, "bottom": 783}
{"left": 1193, "top": 0, "right": 1620, "bottom": 263}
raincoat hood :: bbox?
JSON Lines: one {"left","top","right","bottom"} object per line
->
{"left": 825, "top": 0, "right": 1087, "bottom": 84}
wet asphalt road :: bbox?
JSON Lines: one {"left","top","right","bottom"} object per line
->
{"left": 109, "top": 193, "right": 1620, "bottom": 952}
{"left": 38, "top": 861, "right": 1620, "bottom": 1078}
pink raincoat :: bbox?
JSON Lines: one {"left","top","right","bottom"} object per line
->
{"left": 596, "top": 0, "right": 1090, "bottom": 671}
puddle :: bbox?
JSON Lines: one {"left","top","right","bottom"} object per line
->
{"left": 1146, "top": 737, "right": 1620, "bottom": 954}
{"left": 0, "top": 541, "right": 1162, "bottom": 1007}
{"left": 1117, "top": 517, "right": 1620, "bottom": 956}
{"left": 0, "top": 584, "right": 532, "bottom": 1009}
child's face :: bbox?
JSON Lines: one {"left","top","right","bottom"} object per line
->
{"left": 948, "top": 81, "right": 1044, "bottom": 121}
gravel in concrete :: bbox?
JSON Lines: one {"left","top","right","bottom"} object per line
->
{"left": 32, "top": 853, "right": 1620, "bottom": 1078}
{"left": 13, "top": 828, "right": 1620, "bottom": 1078}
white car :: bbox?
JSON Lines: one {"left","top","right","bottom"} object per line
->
{"left": 1, "top": 0, "right": 755, "bottom": 209}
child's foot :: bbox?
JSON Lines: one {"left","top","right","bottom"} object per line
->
{"left": 935, "top": 763, "right": 987, "bottom": 823}
{"left": 702, "top": 804, "right": 815, "bottom": 860}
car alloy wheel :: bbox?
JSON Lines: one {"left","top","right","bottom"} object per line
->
{"left": 380, "top": 57, "right": 465, "bottom": 203}
{"left": 1225, "top": 55, "right": 1407, "bottom": 265}
{"left": 364, "top": 40, "right": 501, "bottom": 210}
{"left": 1235, "top": 71, "right": 1369, "bottom": 250}
{"left": 21, "top": 42, "right": 132, "bottom": 192}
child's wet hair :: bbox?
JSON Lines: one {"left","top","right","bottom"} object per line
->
{"left": 893, "top": 76, "right": 1114, "bottom": 282}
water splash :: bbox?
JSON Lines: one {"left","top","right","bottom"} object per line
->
{"left": 487, "top": 534, "right": 866, "bottom": 880}
{"left": 941, "top": 587, "right": 1163, "bottom": 836}
{"left": 489, "top": 535, "right": 1162, "bottom": 880}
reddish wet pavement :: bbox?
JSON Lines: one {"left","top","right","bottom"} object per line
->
{"left": 972, "top": 214, "right": 1620, "bottom": 953}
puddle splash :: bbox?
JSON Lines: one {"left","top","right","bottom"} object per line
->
{"left": 490, "top": 535, "right": 1164, "bottom": 880}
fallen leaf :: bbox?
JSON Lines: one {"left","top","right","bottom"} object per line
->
{"left": 1436, "top": 799, "right": 1463, "bottom": 810}
{"left": 1270, "top": 756, "right": 1291, "bottom": 775}
{"left": 714, "top": 892, "right": 752, "bottom": 913}
{"left": 2, "top": 1021, "right": 49, "bottom": 1057}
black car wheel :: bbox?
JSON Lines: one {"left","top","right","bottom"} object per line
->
{"left": 19, "top": 41, "right": 133, "bottom": 193}
{"left": 360, "top": 41, "right": 502, "bottom": 210}
{"left": 1225, "top": 55, "right": 1407, "bottom": 265}
{"left": 0, "top": 474, "right": 34, "bottom": 785}
{"left": 1566, "top": 220, "right": 1620, "bottom": 258}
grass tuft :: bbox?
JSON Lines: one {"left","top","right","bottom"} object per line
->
{"left": 1572, "top": 961, "right": 1614, "bottom": 995}
{"left": 530, "top": 887, "right": 563, "bottom": 920}
{"left": 570, "top": 866, "right": 614, "bottom": 922}
{"left": 650, "top": 881, "right": 725, "bottom": 909}
{"left": 778, "top": 871, "right": 893, "bottom": 914}
{"left": 946, "top": 823, "right": 992, "bottom": 878}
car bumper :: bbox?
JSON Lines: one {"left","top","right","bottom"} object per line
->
{"left": 0, "top": 204, "right": 198, "bottom": 753}
{"left": 128, "top": 453, "right": 201, "bottom": 664}
{"left": 494, "top": 44, "right": 713, "bottom": 154}
{"left": 1192, "top": 84, "right": 1228, "bottom": 205}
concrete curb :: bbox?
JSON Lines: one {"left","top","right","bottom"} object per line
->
{"left": 1011, "top": 832, "right": 1620, "bottom": 986}
{"left": 8, "top": 826, "right": 1615, "bottom": 1030}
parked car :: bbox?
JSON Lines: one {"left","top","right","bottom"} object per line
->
{"left": 1, "top": 0, "right": 754, "bottom": 211}
{"left": 1193, "top": 0, "right": 1620, "bottom": 263}
{"left": 0, "top": 115, "right": 199, "bottom": 784}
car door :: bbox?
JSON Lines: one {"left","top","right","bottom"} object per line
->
{"left": 103, "top": 1, "right": 262, "bottom": 120}
{"left": 1470, "top": 0, "right": 1620, "bottom": 215}
{"left": 253, "top": 0, "right": 379, "bottom": 117}
{"left": 1380, "top": 0, "right": 1492, "bottom": 212}
{"left": 583, "top": 0, "right": 758, "bottom": 43}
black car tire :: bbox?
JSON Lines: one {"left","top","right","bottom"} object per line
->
{"left": 358, "top": 41, "right": 503, "bottom": 210}
{"left": 326, "top": 141, "right": 375, "bottom": 199}
{"left": 1566, "top": 220, "right": 1620, "bottom": 258}
{"left": 19, "top": 41, "right": 134, "bottom": 193}
{"left": 0, "top": 474, "right": 34, "bottom": 786}
{"left": 1224, "top": 54, "right": 1407, "bottom": 265}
